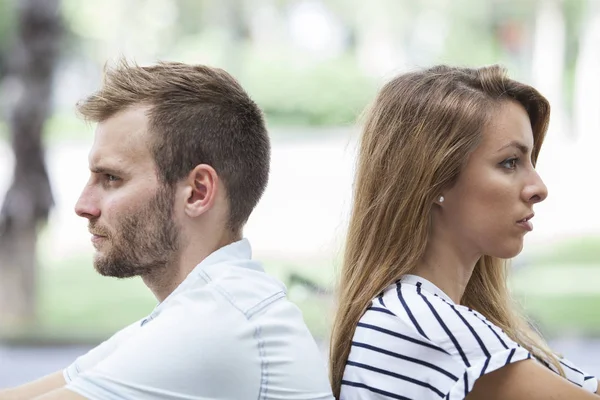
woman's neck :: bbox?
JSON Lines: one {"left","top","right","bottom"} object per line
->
{"left": 412, "top": 237, "right": 480, "bottom": 304}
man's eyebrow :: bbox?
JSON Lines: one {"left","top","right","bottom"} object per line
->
{"left": 497, "top": 140, "right": 530, "bottom": 154}
{"left": 90, "top": 166, "right": 123, "bottom": 175}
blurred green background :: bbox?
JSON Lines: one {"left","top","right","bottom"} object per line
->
{"left": 0, "top": 0, "right": 599, "bottom": 371}
{"left": 13, "top": 235, "right": 597, "bottom": 345}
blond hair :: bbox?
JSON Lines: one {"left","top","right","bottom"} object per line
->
{"left": 329, "top": 65, "right": 560, "bottom": 397}
{"left": 78, "top": 60, "right": 270, "bottom": 233}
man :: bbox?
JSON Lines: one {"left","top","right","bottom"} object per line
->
{"left": 0, "top": 61, "right": 334, "bottom": 399}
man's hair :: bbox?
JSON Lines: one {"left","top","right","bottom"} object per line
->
{"left": 78, "top": 60, "right": 271, "bottom": 233}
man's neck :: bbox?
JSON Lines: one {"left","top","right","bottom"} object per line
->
{"left": 143, "top": 232, "right": 241, "bottom": 302}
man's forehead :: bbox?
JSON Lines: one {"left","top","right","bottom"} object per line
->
{"left": 88, "top": 105, "right": 153, "bottom": 166}
{"left": 95, "top": 106, "right": 150, "bottom": 141}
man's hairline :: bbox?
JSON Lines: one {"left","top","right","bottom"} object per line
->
{"left": 81, "top": 99, "right": 244, "bottom": 234}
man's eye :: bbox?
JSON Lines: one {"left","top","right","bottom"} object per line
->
{"left": 106, "top": 174, "right": 119, "bottom": 182}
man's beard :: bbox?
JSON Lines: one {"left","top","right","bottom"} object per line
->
{"left": 89, "top": 185, "right": 181, "bottom": 278}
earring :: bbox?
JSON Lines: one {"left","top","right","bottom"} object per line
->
{"left": 438, "top": 195, "right": 445, "bottom": 203}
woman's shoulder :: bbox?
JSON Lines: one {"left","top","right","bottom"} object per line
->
{"left": 347, "top": 282, "right": 598, "bottom": 399}
{"left": 346, "top": 286, "right": 531, "bottom": 400}
{"left": 360, "top": 281, "right": 526, "bottom": 364}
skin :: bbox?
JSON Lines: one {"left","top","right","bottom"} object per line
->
{"left": 413, "top": 100, "right": 548, "bottom": 303}
{"left": 0, "top": 105, "right": 238, "bottom": 399}
{"left": 74, "top": 104, "right": 236, "bottom": 301}
{"left": 0, "top": 372, "right": 65, "bottom": 400}
{"left": 411, "top": 100, "right": 599, "bottom": 399}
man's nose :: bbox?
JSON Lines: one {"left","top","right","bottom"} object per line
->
{"left": 74, "top": 183, "right": 101, "bottom": 220}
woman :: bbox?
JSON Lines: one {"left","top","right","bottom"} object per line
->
{"left": 329, "top": 65, "right": 599, "bottom": 400}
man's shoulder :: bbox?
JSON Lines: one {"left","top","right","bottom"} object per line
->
{"left": 152, "top": 260, "right": 318, "bottom": 358}
{"left": 184, "top": 260, "right": 289, "bottom": 320}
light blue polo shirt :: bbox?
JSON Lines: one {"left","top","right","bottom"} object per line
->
{"left": 64, "top": 239, "right": 334, "bottom": 399}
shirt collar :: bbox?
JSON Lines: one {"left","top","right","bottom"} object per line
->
{"left": 196, "top": 238, "right": 253, "bottom": 270}
{"left": 400, "top": 274, "right": 455, "bottom": 304}
{"left": 146, "top": 239, "right": 257, "bottom": 321}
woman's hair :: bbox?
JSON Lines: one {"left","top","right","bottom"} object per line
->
{"left": 329, "top": 64, "right": 558, "bottom": 397}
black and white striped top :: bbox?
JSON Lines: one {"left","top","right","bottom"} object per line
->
{"left": 340, "top": 274, "right": 598, "bottom": 399}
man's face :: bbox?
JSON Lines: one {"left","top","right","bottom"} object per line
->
{"left": 75, "top": 105, "right": 182, "bottom": 278}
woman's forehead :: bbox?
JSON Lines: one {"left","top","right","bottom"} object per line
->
{"left": 479, "top": 101, "right": 534, "bottom": 153}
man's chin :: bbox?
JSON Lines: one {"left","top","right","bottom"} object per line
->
{"left": 93, "top": 259, "right": 139, "bottom": 278}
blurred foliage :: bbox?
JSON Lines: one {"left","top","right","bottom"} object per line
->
{"left": 528, "top": 236, "right": 600, "bottom": 266}
{"left": 0, "top": 0, "right": 596, "bottom": 129}
{"left": 2, "top": 249, "right": 336, "bottom": 343}
{"left": 241, "top": 54, "right": 377, "bottom": 127}
{"left": 513, "top": 237, "right": 600, "bottom": 336}
{"left": 520, "top": 294, "right": 600, "bottom": 337}
{"left": 37, "top": 253, "right": 154, "bottom": 340}
{"left": 562, "top": 0, "right": 586, "bottom": 113}
{"left": 0, "top": 0, "right": 16, "bottom": 77}
{"left": 42, "top": 112, "right": 89, "bottom": 143}
{"left": 439, "top": 1, "right": 501, "bottom": 66}
{"left": 2, "top": 235, "right": 598, "bottom": 344}
{"left": 1, "top": 0, "right": 599, "bottom": 343}
{"left": 0, "top": 121, "right": 7, "bottom": 141}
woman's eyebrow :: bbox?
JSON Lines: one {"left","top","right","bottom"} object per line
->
{"left": 496, "top": 140, "right": 529, "bottom": 154}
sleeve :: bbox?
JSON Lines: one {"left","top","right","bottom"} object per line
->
{"left": 411, "top": 301, "right": 599, "bottom": 398}
{"left": 344, "top": 303, "right": 532, "bottom": 400}
{"left": 65, "top": 295, "right": 262, "bottom": 400}
{"left": 63, "top": 319, "right": 143, "bottom": 383}
{"left": 545, "top": 356, "right": 598, "bottom": 393}
{"left": 438, "top": 306, "right": 533, "bottom": 400}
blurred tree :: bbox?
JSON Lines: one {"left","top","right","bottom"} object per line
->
{"left": 215, "top": 0, "right": 248, "bottom": 76}
{"left": 562, "top": 0, "right": 585, "bottom": 115}
{"left": 0, "top": 0, "right": 17, "bottom": 79}
{"left": 531, "top": 0, "right": 567, "bottom": 137}
{"left": 573, "top": 0, "right": 600, "bottom": 144}
{"left": 0, "top": 0, "right": 62, "bottom": 329}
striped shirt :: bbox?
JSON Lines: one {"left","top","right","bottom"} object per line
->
{"left": 341, "top": 274, "right": 598, "bottom": 399}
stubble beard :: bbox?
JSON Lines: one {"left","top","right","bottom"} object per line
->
{"left": 90, "top": 184, "right": 181, "bottom": 279}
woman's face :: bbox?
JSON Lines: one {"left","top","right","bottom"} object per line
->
{"left": 440, "top": 100, "right": 548, "bottom": 259}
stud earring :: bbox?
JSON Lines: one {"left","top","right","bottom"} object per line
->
{"left": 438, "top": 196, "right": 445, "bottom": 203}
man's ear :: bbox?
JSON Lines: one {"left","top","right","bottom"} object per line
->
{"left": 183, "top": 164, "right": 219, "bottom": 218}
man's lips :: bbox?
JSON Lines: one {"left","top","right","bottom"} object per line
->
{"left": 90, "top": 232, "right": 108, "bottom": 244}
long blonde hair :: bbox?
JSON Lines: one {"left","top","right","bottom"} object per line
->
{"left": 329, "top": 65, "right": 560, "bottom": 397}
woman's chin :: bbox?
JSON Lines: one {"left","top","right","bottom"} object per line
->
{"left": 488, "top": 240, "right": 524, "bottom": 260}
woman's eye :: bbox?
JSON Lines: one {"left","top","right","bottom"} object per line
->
{"left": 501, "top": 158, "right": 518, "bottom": 170}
